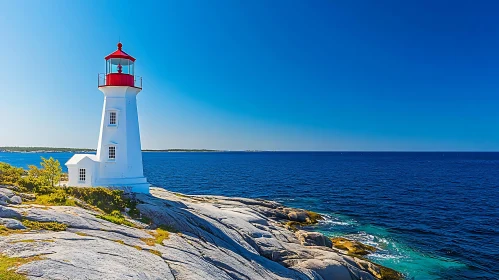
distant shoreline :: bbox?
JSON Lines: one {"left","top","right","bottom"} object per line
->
{"left": 0, "top": 147, "right": 226, "bottom": 153}
{"left": 1, "top": 147, "right": 497, "bottom": 153}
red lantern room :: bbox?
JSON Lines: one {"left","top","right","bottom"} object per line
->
{"left": 98, "top": 42, "right": 142, "bottom": 88}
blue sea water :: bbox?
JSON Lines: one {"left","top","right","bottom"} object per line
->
{"left": 1, "top": 151, "right": 498, "bottom": 279}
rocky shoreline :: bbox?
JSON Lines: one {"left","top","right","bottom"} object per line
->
{"left": 0, "top": 186, "right": 403, "bottom": 279}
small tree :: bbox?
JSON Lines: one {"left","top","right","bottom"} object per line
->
{"left": 40, "top": 157, "right": 62, "bottom": 187}
{"left": 27, "top": 164, "right": 47, "bottom": 185}
{"left": 0, "top": 162, "right": 24, "bottom": 185}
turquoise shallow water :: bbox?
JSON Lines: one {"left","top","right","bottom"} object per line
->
{"left": 1, "top": 151, "right": 497, "bottom": 279}
{"left": 307, "top": 213, "right": 466, "bottom": 279}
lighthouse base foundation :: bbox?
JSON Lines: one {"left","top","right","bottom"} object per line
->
{"left": 95, "top": 177, "right": 150, "bottom": 194}
{"left": 66, "top": 154, "right": 150, "bottom": 194}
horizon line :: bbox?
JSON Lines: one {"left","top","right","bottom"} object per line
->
{"left": 1, "top": 146, "right": 499, "bottom": 153}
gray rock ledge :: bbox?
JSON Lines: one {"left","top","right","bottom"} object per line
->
{"left": 0, "top": 187, "right": 394, "bottom": 280}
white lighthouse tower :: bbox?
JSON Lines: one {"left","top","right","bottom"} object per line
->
{"left": 66, "top": 42, "right": 150, "bottom": 193}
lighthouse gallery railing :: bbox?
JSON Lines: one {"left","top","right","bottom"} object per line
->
{"left": 98, "top": 73, "right": 142, "bottom": 89}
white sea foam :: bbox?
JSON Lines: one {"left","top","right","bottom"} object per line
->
{"left": 320, "top": 214, "right": 356, "bottom": 227}
{"left": 369, "top": 252, "right": 403, "bottom": 261}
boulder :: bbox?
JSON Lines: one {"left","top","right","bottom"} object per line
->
{"left": 0, "top": 205, "right": 22, "bottom": 218}
{"left": 354, "top": 258, "right": 404, "bottom": 280}
{"left": 296, "top": 230, "right": 333, "bottom": 247}
{"left": 0, "top": 187, "right": 15, "bottom": 198}
{"left": 0, "top": 185, "right": 21, "bottom": 192}
{"left": 0, "top": 218, "right": 26, "bottom": 229}
{"left": 8, "top": 195, "right": 22, "bottom": 205}
{"left": 0, "top": 194, "right": 9, "bottom": 205}
{"left": 287, "top": 211, "right": 308, "bottom": 223}
{"left": 295, "top": 259, "right": 353, "bottom": 280}
{"left": 18, "top": 193, "right": 36, "bottom": 201}
{"left": 331, "top": 237, "right": 377, "bottom": 256}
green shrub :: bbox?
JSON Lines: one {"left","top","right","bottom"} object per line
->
{"left": 0, "top": 162, "right": 24, "bottom": 186}
{"left": 2, "top": 160, "right": 149, "bottom": 227}
{"left": 67, "top": 187, "right": 126, "bottom": 214}
{"left": 33, "top": 189, "right": 76, "bottom": 207}
{"left": 17, "top": 177, "right": 40, "bottom": 193}
{"left": 96, "top": 210, "right": 136, "bottom": 227}
{"left": 22, "top": 220, "right": 67, "bottom": 231}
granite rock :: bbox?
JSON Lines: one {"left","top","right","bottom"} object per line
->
{"left": 0, "top": 187, "right": 16, "bottom": 198}
{"left": 0, "top": 217, "right": 26, "bottom": 229}
{"left": 0, "top": 187, "right": 394, "bottom": 280}
{"left": 8, "top": 195, "right": 22, "bottom": 205}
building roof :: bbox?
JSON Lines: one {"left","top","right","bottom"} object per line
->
{"left": 65, "top": 154, "right": 98, "bottom": 165}
{"left": 105, "top": 42, "right": 136, "bottom": 62}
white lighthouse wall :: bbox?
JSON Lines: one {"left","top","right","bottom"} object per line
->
{"left": 66, "top": 156, "right": 98, "bottom": 187}
{"left": 94, "top": 86, "right": 148, "bottom": 190}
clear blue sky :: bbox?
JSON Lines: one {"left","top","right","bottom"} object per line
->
{"left": 1, "top": 0, "right": 498, "bottom": 151}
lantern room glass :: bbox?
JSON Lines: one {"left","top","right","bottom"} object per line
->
{"left": 106, "top": 58, "right": 134, "bottom": 75}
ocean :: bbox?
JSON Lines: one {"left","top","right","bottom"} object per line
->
{"left": 0, "top": 151, "right": 497, "bottom": 279}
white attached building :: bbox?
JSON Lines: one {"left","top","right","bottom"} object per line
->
{"left": 66, "top": 42, "right": 150, "bottom": 193}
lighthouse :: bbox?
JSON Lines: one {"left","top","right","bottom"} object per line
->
{"left": 66, "top": 42, "right": 150, "bottom": 193}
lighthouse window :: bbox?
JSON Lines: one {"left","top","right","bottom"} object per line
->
{"left": 109, "top": 146, "right": 116, "bottom": 160}
{"left": 79, "top": 169, "right": 86, "bottom": 182}
{"left": 109, "top": 112, "right": 117, "bottom": 125}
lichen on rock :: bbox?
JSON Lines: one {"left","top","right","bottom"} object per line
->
{"left": 331, "top": 237, "right": 377, "bottom": 256}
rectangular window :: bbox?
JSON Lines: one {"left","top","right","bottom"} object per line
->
{"left": 109, "top": 112, "right": 117, "bottom": 125}
{"left": 109, "top": 146, "right": 116, "bottom": 160}
{"left": 79, "top": 169, "right": 86, "bottom": 182}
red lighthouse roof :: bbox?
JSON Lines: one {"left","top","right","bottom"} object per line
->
{"left": 105, "top": 42, "right": 136, "bottom": 62}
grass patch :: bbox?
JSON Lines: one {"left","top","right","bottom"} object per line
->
{"left": 140, "top": 238, "right": 156, "bottom": 246}
{"left": 114, "top": 240, "right": 125, "bottom": 245}
{"left": 74, "top": 232, "right": 89, "bottom": 236}
{"left": 133, "top": 245, "right": 142, "bottom": 250}
{"left": 0, "top": 225, "right": 24, "bottom": 236}
{"left": 154, "top": 228, "right": 170, "bottom": 244}
{"left": 0, "top": 225, "right": 11, "bottom": 235}
{"left": 22, "top": 220, "right": 67, "bottom": 231}
{"left": 174, "top": 193, "right": 188, "bottom": 198}
{"left": 9, "top": 240, "right": 35, "bottom": 244}
{"left": 142, "top": 225, "right": 174, "bottom": 246}
{"left": 149, "top": 249, "right": 162, "bottom": 257}
{"left": 0, "top": 254, "right": 41, "bottom": 280}
{"left": 96, "top": 210, "right": 136, "bottom": 227}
